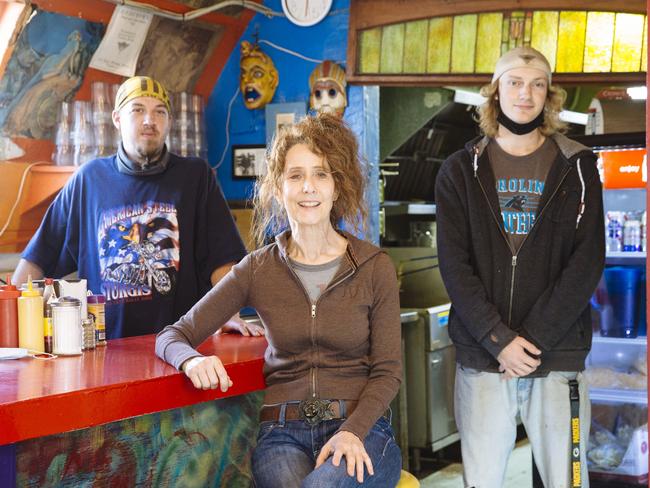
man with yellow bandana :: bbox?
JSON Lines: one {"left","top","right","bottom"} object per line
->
{"left": 14, "top": 76, "right": 263, "bottom": 339}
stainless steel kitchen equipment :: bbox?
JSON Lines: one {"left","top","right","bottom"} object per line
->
{"left": 381, "top": 200, "right": 458, "bottom": 472}
{"left": 383, "top": 244, "right": 448, "bottom": 309}
{"left": 403, "top": 304, "right": 459, "bottom": 470}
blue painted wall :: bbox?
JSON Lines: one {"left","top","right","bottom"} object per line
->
{"left": 205, "top": 0, "right": 359, "bottom": 202}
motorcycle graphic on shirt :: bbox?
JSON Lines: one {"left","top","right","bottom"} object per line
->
{"left": 97, "top": 202, "right": 179, "bottom": 304}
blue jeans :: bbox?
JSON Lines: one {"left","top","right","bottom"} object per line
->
{"left": 252, "top": 410, "right": 402, "bottom": 488}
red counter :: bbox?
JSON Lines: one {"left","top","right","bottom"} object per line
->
{"left": 0, "top": 334, "right": 267, "bottom": 445}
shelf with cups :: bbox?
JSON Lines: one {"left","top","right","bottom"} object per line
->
{"left": 605, "top": 251, "right": 646, "bottom": 266}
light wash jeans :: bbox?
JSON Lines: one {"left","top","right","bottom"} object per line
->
{"left": 252, "top": 411, "right": 401, "bottom": 488}
{"left": 455, "top": 365, "right": 590, "bottom": 488}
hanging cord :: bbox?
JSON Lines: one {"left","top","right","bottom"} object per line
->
{"left": 215, "top": 86, "right": 240, "bottom": 170}
{"left": 258, "top": 40, "right": 325, "bottom": 63}
{"left": 101, "top": 0, "right": 282, "bottom": 21}
{"left": 0, "top": 162, "right": 46, "bottom": 239}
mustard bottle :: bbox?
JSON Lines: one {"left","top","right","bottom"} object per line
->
{"left": 18, "top": 276, "right": 44, "bottom": 352}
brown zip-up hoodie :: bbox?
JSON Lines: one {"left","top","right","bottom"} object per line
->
{"left": 155, "top": 230, "right": 402, "bottom": 440}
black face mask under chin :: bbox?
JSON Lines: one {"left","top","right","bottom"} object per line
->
{"left": 116, "top": 143, "right": 170, "bottom": 176}
{"left": 497, "top": 109, "right": 544, "bottom": 135}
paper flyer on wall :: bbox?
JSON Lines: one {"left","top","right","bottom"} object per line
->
{"left": 89, "top": 6, "right": 153, "bottom": 77}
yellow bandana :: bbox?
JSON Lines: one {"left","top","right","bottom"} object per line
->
{"left": 114, "top": 76, "right": 171, "bottom": 113}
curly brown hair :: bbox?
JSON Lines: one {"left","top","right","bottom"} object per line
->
{"left": 477, "top": 81, "right": 567, "bottom": 137}
{"left": 252, "top": 114, "right": 367, "bottom": 247}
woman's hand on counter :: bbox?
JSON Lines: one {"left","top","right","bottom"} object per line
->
{"left": 181, "top": 355, "right": 233, "bottom": 392}
{"left": 217, "top": 314, "right": 265, "bottom": 336}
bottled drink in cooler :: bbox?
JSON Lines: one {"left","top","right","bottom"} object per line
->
{"left": 623, "top": 219, "right": 641, "bottom": 252}
{"left": 606, "top": 211, "right": 623, "bottom": 252}
{"left": 639, "top": 210, "right": 648, "bottom": 252}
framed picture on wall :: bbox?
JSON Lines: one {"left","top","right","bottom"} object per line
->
{"left": 232, "top": 144, "right": 267, "bottom": 179}
{"left": 265, "top": 101, "right": 306, "bottom": 145}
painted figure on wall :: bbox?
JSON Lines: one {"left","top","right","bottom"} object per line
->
{"left": 239, "top": 41, "right": 278, "bottom": 110}
{"left": 308, "top": 61, "right": 347, "bottom": 118}
{"left": 136, "top": 17, "right": 220, "bottom": 93}
{"left": 0, "top": 10, "right": 103, "bottom": 139}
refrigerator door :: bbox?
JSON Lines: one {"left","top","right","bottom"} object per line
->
{"left": 426, "top": 346, "right": 458, "bottom": 450}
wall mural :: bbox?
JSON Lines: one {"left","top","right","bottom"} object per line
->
{"left": 16, "top": 392, "right": 263, "bottom": 487}
{"left": 0, "top": 10, "right": 103, "bottom": 140}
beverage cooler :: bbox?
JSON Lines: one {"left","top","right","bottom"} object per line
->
{"left": 582, "top": 134, "right": 648, "bottom": 486}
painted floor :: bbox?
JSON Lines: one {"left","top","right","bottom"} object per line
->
{"left": 419, "top": 440, "right": 532, "bottom": 488}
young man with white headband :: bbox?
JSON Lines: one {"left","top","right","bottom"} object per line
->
{"left": 14, "top": 76, "right": 262, "bottom": 339}
{"left": 435, "top": 47, "right": 605, "bottom": 487}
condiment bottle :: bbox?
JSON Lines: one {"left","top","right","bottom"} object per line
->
{"left": 0, "top": 274, "right": 21, "bottom": 347}
{"left": 87, "top": 294, "right": 107, "bottom": 346}
{"left": 42, "top": 278, "right": 57, "bottom": 354}
{"left": 18, "top": 275, "right": 44, "bottom": 352}
{"left": 82, "top": 317, "right": 96, "bottom": 350}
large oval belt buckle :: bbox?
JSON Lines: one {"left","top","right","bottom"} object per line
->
{"left": 298, "top": 399, "right": 334, "bottom": 426}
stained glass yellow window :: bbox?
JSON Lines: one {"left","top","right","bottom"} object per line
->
{"left": 556, "top": 12, "right": 587, "bottom": 72}
{"left": 612, "top": 13, "right": 645, "bottom": 72}
{"left": 584, "top": 12, "right": 615, "bottom": 72}
{"left": 357, "top": 10, "right": 647, "bottom": 76}
{"left": 450, "top": 15, "right": 478, "bottom": 73}
{"left": 426, "top": 17, "right": 452, "bottom": 73}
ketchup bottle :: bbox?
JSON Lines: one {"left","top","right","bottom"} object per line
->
{"left": 0, "top": 274, "right": 21, "bottom": 347}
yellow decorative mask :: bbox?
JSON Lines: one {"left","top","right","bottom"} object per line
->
{"left": 240, "top": 41, "right": 279, "bottom": 110}
{"left": 309, "top": 61, "right": 347, "bottom": 118}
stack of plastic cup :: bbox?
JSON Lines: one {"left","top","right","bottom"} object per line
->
{"left": 192, "top": 94, "right": 207, "bottom": 161}
{"left": 168, "top": 92, "right": 206, "bottom": 159}
{"left": 637, "top": 270, "right": 646, "bottom": 336}
{"left": 72, "top": 100, "right": 96, "bottom": 166}
{"left": 170, "top": 92, "right": 195, "bottom": 157}
{"left": 53, "top": 102, "right": 74, "bottom": 166}
{"left": 91, "top": 82, "right": 115, "bottom": 157}
{"left": 110, "top": 83, "right": 121, "bottom": 150}
{"left": 604, "top": 266, "right": 642, "bottom": 338}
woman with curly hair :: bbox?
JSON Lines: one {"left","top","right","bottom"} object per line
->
{"left": 156, "top": 114, "right": 402, "bottom": 487}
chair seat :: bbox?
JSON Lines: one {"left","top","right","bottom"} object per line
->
{"left": 396, "top": 469, "right": 420, "bottom": 488}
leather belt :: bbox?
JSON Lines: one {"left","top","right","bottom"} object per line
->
{"left": 260, "top": 399, "right": 359, "bottom": 426}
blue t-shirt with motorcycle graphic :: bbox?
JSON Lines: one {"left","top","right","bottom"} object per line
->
{"left": 23, "top": 154, "right": 246, "bottom": 339}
